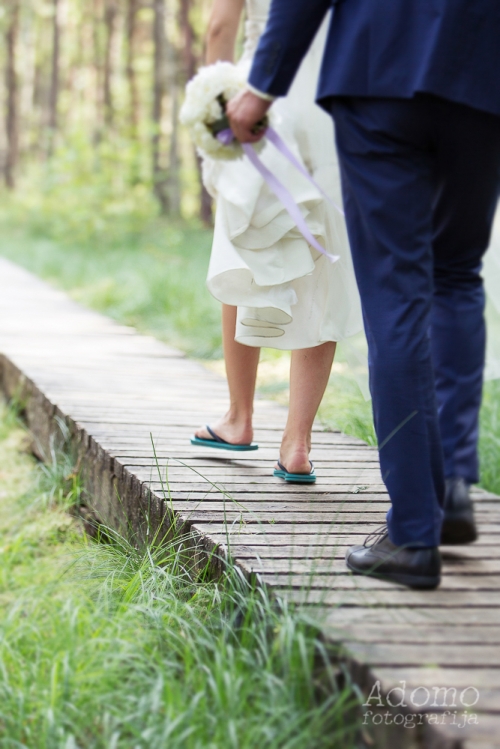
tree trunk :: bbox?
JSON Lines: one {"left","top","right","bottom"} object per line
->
{"left": 48, "top": 0, "right": 61, "bottom": 155}
{"left": 126, "top": 0, "right": 139, "bottom": 137}
{"left": 164, "top": 6, "right": 181, "bottom": 216}
{"left": 4, "top": 0, "right": 20, "bottom": 188}
{"left": 179, "top": 0, "right": 212, "bottom": 225}
{"left": 152, "top": 0, "right": 169, "bottom": 213}
{"left": 92, "top": 0, "right": 104, "bottom": 144}
{"left": 103, "top": 0, "right": 118, "bottom": 127}
{"left": 166, "top": 59, "right": 181, "bottom": 216}
{"left": 19, "top": 7, "right": 37, "bottom": 161}
{"left": 178, "top": 0, "right": 196, "bottom": 80}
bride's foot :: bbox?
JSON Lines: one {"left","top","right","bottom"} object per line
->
{"left": 276, "top": 433, "right": 312, "bottom": 475}
{"left": 194, "top": 413, "right": 253, "bottom": 446}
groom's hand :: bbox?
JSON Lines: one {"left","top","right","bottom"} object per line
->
{"left": 227, "top": 89, "right": 272, "bottom": 143}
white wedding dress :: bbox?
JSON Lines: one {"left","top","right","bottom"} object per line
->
{"left": 202, "top": 0, "right": 364, "bottom": 351}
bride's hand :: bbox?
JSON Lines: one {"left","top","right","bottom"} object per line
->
{"left": 227, "top": 88, "right": 272, "bottom": 143}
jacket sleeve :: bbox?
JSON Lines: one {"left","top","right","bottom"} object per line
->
{"left": 248, "top": 0, "right": 333, "bottom": 97}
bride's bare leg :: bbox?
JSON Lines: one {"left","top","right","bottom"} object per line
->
{"left": 279, "top": 342, "right": 337, "bottom": 473}
{"left": 195, "top": 304, "right": 260, "bottom": 444}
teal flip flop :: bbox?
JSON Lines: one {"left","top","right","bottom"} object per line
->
{"left": 190, "top": 425, "right": 259, "bottom": 451}
{"left": 273, "top": 460, "right": 316, "bottom": 484}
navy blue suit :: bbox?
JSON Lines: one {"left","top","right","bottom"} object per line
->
{"left": 249, "top": 0, "right": 500, "bottom": 546}
{"left": 250, "top": 0, "right": 500, "bottom": 115}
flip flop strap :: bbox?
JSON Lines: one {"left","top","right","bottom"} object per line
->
{"left": 206, "top": 425, "right": 228, "bottom": 445}
{"left": 277, "top": 460, "right": 314, "bottom": 475}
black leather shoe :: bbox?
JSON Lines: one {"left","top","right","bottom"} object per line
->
{"left": 441, "top": 477, "right": 477, "bottom": 545}
{"left": 346, "top": 526, "right": 441, "bottom": 589}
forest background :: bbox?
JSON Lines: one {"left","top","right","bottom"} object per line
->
{"left": 0, "top": 0, "right": 212, "bottom": 217}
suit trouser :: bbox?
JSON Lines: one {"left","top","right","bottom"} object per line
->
{"left": 330, "top": 95, "right": 500, "bottom": 547}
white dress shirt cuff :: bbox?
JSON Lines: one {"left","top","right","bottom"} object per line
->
{"left": 246, "top": 83, "right": 276, "bottom": 102}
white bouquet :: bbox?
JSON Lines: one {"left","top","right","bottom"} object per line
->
{"left": 180, "top": 63, "right": 341, "bottom": 263}
{"left": 180, "top": 61, "right": 268, "bottom": 161}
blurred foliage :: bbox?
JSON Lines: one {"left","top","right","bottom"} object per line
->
{"left": 0, "top": 155, "right": 222, "bottom": 358}
{"left": 0, "top": 0, "right": 212, "bottom": 216}
{"left": 479, "top": 380, "right": 500, "bottom": 495}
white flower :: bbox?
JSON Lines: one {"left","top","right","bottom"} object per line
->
{"left": 180, "top": 61, "right": 266, "bottom": 162}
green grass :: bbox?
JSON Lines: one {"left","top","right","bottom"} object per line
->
{"left": 479, "top": 380, "right": 500, "bottom": 494}
{"left": 0, "top": 401, "right": 359, "bottom": 748}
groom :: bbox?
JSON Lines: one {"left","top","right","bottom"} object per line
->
{"left": 227, "top": 0, "right": 500, "bottom": 588}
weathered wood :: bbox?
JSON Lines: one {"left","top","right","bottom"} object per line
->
{"left": 1, "top": 257, "right": 499, "bottom": 749}
{"left": 318, "top": 607, "right": 500, "bottom": 627}
{"left": 344, "top": 642, "right": 500, "bottom": 668}
{"left": 282, "top": 588, "right": 500, "bottom": 607}
{"left": 328, "top": 624, "right": 500, "bottom": 645}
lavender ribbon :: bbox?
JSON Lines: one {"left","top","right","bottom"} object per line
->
{"left": 217, "top": 127, "right": 341, "bottom": 263}
{"left": 217, "top": 129, "right": 236, "bottom": 147}
{"left": 265, "top": 127, "right": 345, "bottom": 219}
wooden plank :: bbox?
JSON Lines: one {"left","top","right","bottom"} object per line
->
{"left": 282, "top": 588, "right": 500, "bottom": 607}
{"left": 344, "top": 642, "right": 500, "bottom": 668}
{"left": 196, "top": 530, "right": 500, "bottom": 547}
{"left": 258, "top": 572, "right": 500, "bottom": 591}
{"left": 191, "top": 524, "right": 399, "bottom": 538}
{"left": 313, "top": 607, "right": 500, "bottom": 627}
{"left": 373, "top": 667, "right": 500, "bottom": 692}
{"left": 326, "top": 624, "right": 500, "bottom": 645}
{"left": 236, "top": 558, "right": 500, "bottom": 575}
{"left": 231, "top": 544, "right": 500, "bottom": 561}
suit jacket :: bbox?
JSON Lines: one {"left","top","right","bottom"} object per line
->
{"left": 249, "top": 0, "right": 500, "bottom": 117}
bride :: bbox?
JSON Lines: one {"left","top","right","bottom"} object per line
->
{"left": 192, "top": 0, "right": 364, "bottom": 482}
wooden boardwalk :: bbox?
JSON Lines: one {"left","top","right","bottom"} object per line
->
{"left": 1, "top": 256, "right": 499, "bottom": 749}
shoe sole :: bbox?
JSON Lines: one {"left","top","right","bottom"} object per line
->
{"left": 441, "top": 515, "right": 477, "bottom": 545}
{"left": 273, "top": 469, "right": 316, "bottom": 484}
{"left": 346, "top": 558, "right": 441, "bottom": 590}
{"left": 190, "top": 437, "right": 259, "bottom": 451}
